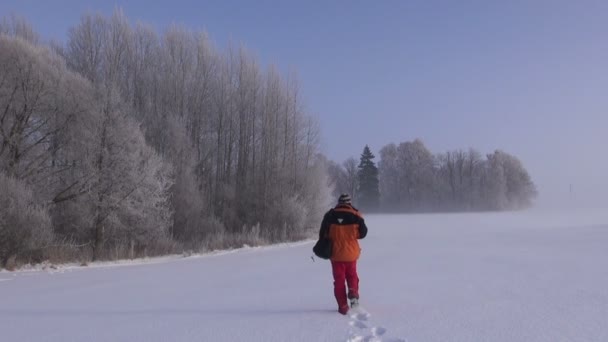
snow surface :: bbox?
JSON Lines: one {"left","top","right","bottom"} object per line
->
{"left": 2, "top": 209, "right": 608, "bottom": 341}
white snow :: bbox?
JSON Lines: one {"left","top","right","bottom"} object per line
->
{"left": 2, "top": 208, "right": 608, "bottom": 341}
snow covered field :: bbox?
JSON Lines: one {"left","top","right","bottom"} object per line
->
{"left": 2, "top": 209, "right": 608, "bottom": 341}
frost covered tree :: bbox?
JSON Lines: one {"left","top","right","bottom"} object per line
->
{"left": 1, "top": 23, "right": 174, "bottom": 263}
{"left": 0, "top": 10, "right": 334, "bottom": 268}
{"left": 378, "top": 143, "right": 400, "bottom": 211}
{"left": 326, "top": 159, "right": 347, "bottom": 199}
{"left": 482, "top": 150, "right": 537, "bottom": 210}
{"left": 62, "top": 10, "right": 330, "bottom": 248}
{"left": 373, "top": 139, "right": 536, "bottom": 212}
{"left": 378, "top": 140, "right": 435, "bottom": 211}
{"left": 343, "top": 157, "right": 359, "bottom": 203}
{"left": 326, "top": 157, "right": 358, "bottom": 202}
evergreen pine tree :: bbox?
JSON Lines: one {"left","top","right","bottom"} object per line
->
{"left": 357, "top": 145, "right": 380, "bottom": 211}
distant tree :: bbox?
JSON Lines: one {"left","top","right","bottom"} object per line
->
{"left": 343, "top": 157, "right": 358, "bottom": 202}
{"left": 487, "top": 150, "right": 537, "bottom": 210}
{"left": 375, "top": 138, "right": 536, "bottom": 212}
{"left": 326, "top": 159, "right": 347, "bottom": 199}
{"left": 378, "top": 143, "right": 400, "bottom": 211}
{"left": 357, "top": 145, "right": 380, "bottom": 211}
{"left": 436, "top": 148, "right": 485, "bottom": 210}
{"left": 326, "top": 156, "right": 359, "bottom": 203}
{"left": 483, "top": 151, "right": 509, "bottom": 210}
{"left": 396, "top": 139, "right": 435, "bottom": 211}
{"left": 463, "top": 148, "right": 484, "bottom": 209}
{"left": 378, "top": 140, "right": 435, "bottom": 212}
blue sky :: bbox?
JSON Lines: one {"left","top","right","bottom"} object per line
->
{"left": 2, "top": 0, "right": 607, "bottom": 207}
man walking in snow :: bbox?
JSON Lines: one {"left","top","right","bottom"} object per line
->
{"left": 318, "top": 193, "right": 368, "bottom": 315}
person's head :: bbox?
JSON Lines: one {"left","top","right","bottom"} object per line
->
{"left": 338, "top": 193, "right": 352, "bottom": 205}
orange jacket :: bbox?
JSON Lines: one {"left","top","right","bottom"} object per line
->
{"left": 319, "top": 204, "right": 368, "bottom": 262}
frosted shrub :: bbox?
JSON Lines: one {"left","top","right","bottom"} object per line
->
{"left": 0, "top": 173, "right": 52, "bottom": 268}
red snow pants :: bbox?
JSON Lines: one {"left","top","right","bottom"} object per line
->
{"left": 331, "top": 260, "right": 359, "bottom": 308}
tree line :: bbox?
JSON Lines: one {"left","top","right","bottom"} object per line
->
{"left": 0, "top": 12, "right": 331, "bottom": 269}
{"left": 0, "top": 12, "right": 537, "bottom": 270}
{"left": 327, "top": 141, "right": 537, "bottom": 212}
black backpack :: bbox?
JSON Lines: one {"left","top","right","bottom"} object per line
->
{"left": 312, "top": 237, "right": 332, "bottom": 259}
{"left": 313, "top": 211, "right": 333, "bottom": 259}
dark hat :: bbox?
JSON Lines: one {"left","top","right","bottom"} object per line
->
{"left": 338, "top": 193, "right": 352, "bottom": 204}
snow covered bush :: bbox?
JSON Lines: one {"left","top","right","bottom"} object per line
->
{"left": 0, "top": 173, "right": 53, "bottom": 268}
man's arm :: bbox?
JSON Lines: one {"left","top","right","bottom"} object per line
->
{"left": 358, "top": 217, "right": 368, "bottom": 239}
{"left": 318, "top": 210, "right": 332, "bottom": 239}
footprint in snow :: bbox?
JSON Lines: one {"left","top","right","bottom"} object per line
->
{"left": 349, "top": 320, "right": 368, "bottom": 329}
{"left": 345, "top": 307, "right": 407, "bottom": 342}
{"left": 351, "top": 312, "right": 370, "bottom": 322}
{"left": 371, "top": 327, "right": 386, "bottom": 336}
{"left": 347, "top": 335, "right": 364, "bottom": 342}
